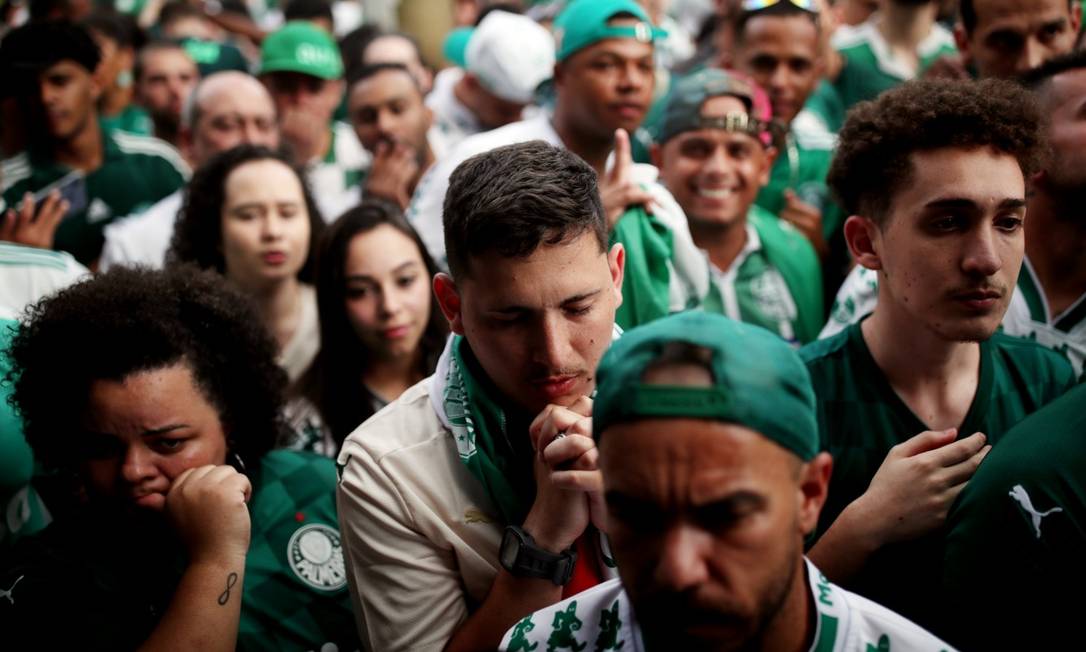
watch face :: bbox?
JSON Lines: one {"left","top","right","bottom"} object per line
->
{"left": 499, "top": 531, "right": 519, "bottom": 569}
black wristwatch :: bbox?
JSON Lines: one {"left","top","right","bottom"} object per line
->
{"left": 499, "top": 526, "right": 577, "bottom": 585}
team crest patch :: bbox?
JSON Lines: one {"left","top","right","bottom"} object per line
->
{"left": 288, "top": 523, "right": 348, "bottom": 591}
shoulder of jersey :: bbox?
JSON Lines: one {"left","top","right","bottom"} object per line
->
{"left": 1, "top": 152, "right": 32, "bottom": 195}
{"left": 110, "top": 130, "right": 190, "bottom": 176}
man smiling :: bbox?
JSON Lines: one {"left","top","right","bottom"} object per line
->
{"left": 802, "top": 78, "right": 1074, "bottom": 631}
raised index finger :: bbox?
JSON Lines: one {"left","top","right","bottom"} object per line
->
{"left": 608, "top": 128, "right": 632, "bottom": 184}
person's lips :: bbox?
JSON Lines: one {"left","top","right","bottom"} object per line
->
{"left": 531, "top": 374, "right": 580, "bottom": 400}
{"left": 382, "top": 324, "right": 411, "bottom": 340}
{"left": 131, "top": 492, "right": 166, "bottom": 510}
{"left": 262, "top": 250, "right": 287, "bottom": 265}
{"left": 953, "top": 288, "right": 1003, "bottom": 311}
{"left": 610, "top": 102, "right": 646, "bottom": 120}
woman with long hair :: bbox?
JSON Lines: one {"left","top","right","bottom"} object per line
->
{"left": 286, "top": 200, "right": 448, "bottom": 454}
{"left": 169, "top": 144, "right": 324, "bottom": 381}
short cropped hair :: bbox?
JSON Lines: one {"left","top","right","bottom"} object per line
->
{"left": 735, "top": 3, "right": 819, "bottom": 43}
{"left": 169, "top": 144, "right": 324, "bottom": 281}
{"left": 827, "top": 78, "right": 1046, "bottom": 225}
{"left": 284, "top": 0, "right": 334, "bottom": 25}
{"left": 960, "top": 0, "right": 1075, "bottom": 34}
{"left": 0, "top": 20, "right": 100, "bottom": 93}
{"left": 442, "top": 140, "right": 608, "bottom": 278}
{"left": 6, "top": 266, "right": 286, "bottom": 475}
{"left": 134, "top": 40, "right": 191, "bottom": 84}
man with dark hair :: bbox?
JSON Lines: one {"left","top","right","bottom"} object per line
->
{"left": 133, "top": 40, "right": 199, "bottom": 147}
{"left": 80, "top": 10, "right": 152, "bottom": 136}
{"left": 500, "top": 311, "right": 951, "bottom": 652}
{"left": 652, "top": 68, "right": 824, "bottom": 343}
{"left": 408, "top": 0, "right": 709, "bottom": 330}
{"left": 801, "top": 78, "right": 1075, "bottom": 630}
{"left": 337, "top": 140, "right": 625, "bottom": 652}
{"left": 283, "top": 0, "right": 335, "bottom": 33}
{"left": 955, "top": 0, "right": 1080, "bottom": 78}
{"left": 347, "top": 62, "right": 439, "bottom": 209}
{"left": 0, "top": 20, "right": 188, "bottom": 265}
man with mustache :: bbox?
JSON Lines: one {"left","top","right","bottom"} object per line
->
{"left": 500, "top": 311, "right": 951, "bottom": 652}
{"left": 800, "top": 78, "right": 1075, "bottom": 632}
{"left": 337, "top": 141, "right": 625, "bottom": 652}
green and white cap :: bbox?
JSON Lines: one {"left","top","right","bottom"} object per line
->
{"left": 259, "top": 21, "right": 344, "bottom": 80}
{"left": 593, "top": 311, "right": 819, "bottom": 460}
{"left": 553, "top": 0, "right": 666, "bottom": 62}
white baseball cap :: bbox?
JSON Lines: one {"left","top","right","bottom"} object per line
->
{"left": 464, "top": 11, "right": 556, "bottom": 105}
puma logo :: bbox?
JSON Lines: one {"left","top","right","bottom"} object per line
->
{"left": 1009, "top": 484, "right": 1063, "bottom": 539}
{"left": 1, "top": 575, "right": 24, "bottom": 605}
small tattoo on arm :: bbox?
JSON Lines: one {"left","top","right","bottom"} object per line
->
{"left": 217, "top": 572, "right": 238, "bottom": 606}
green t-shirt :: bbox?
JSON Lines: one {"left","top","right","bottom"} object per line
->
{"left": 942, "top": 383, "right": 1086, "bottom": 650}
{"left": 99, "top": 104, "right": 154, "bottom": 136}
{"left": 702, "top": 206, "right": 824, "bottom": 344}
{"left": 1, "top": 125, "right": 188, "bottom": 265}
{"left": 0, "top": 450, "right": 359, "bottom": 650}
{"left": 814, "top": 21, "right": 958, "bottom": 132}
{"left": 799, "top": 321, "right": 1075, "bottom": 628}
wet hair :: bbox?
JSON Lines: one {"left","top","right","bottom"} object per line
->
{"left": 960, "top": 0, "right": 1075, "bottom": 34}
{"left": 168, "top": 144, "right": 324, "bottom": 282}
{"left": 294, "top": 200, "right": 449, "bottom": 443}
{"left": 827, "top": 78, "right": 1046, "bottom": 226}
{"left": 443, "top": 140, "right": 608, "bottom": 279}
{"left": 6, "top": 265, "right": 286, "bottom": 475}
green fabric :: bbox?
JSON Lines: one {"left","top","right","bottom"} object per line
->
{"left": 611, "top": 205, "right": 675, "bottom": 331}
{"left": 1, "top": 124, "right": 187, "bottom": 265}
{"left": 701, "top": 206, "right": 823, "bottom": 344}
{"left": 444, "top": 336, "right": 533, "bottom": 525}
{"left": 99, "top": 104, "right": 153, "bottom": 136}
{"left": 553, "top": 0, "right": 663, "bottom": 62}
{"left": 593, "top": 311, "right": 819, "bottom": 460}
{"left": 799, "top": 322, "right": 1075, "bottom": 627}
{"left": 754, "top": 131, "right": 843, "bottom": 241}
{"left": 259, "top": 21, "right": 343, "bottom": 80}
{"left": 800, "top": 79, "right": 845, "bottom": 134}
{"left": 942, "top": 383, "right": 1086, "bottom": 650}
{"left": 0, "top": 320, "right": 50, "bottom": 547}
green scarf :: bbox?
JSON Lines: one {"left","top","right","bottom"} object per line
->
{"left": 443, "top": 336, "right": 531, "bottom": 524}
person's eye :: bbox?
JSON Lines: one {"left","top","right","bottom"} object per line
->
{"left": 996, "top": 215, "right": 1024, "bottom": 232}
{"left": 346, "top": 286, "right": 370, "bottom": 299}
{"left": 396, "top": 274, "right": 417, "bottom": 288}
{"left": 151, "top": 438, "right": 186, "bottom": 454}
{"left": 932, "top": 215, "right": 966, "bottom": 232}
{"left": 728, "top": 144, "right": 753, "bottom": 160}
{"left": 566, "top": 303, "right": 592, "bottom": 317}
{"left": 680, "top": 141, "right": 712, "bottom": 158}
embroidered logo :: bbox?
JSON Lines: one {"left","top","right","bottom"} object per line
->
{"left": 1009, "top": 484, "right": 1063, "bottom": 539}
{"left": 86, "top": 198, "right": 112, "bottom": 224}
{"left": 288, "top": 523, "right": 348, "bottom": 591}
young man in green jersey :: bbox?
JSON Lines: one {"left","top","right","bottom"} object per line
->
{"left": 338, "top": 141, "right": 625, "bottom": 652}
{"left": 500, "top": 312, "right": 952, "bottom": 652}
{"left": 800, "top": 78, "right": 1075, "bottom": 631}
{"left": 652, "top": 68, "right": 824, "bottom": 344}
{"left": 942, "top": 383, "right": 1086, "bottom": 649}
{"left": 0, "top": 21, "right": 188, "bottom": 266}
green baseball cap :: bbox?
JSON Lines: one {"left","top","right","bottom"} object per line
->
{"left": 658, "top": 68, "right": 775, "bottom": 146}
{"left": 259, "top": 21, "right": 343, "bottom": 80}
{"left": 553, "top": 0, "right": 667, "bottom": 62}
{"left": 593, "top": 311, "right": 819, "bottom": 461}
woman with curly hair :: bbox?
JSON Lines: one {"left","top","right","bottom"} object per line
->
{"left": 285, "top": 200, "right": 449, "bottom": 455}
{"left": 0, "top": 266, "right": 359, "bottom": 651}
{"left": 168, "top": 144, "right": 324, "bottom": 381}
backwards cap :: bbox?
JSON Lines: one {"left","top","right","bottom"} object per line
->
{"left": 459, "top": 11, "right": 556, "bottom": 104}
{"left": 593, "top": 311, "right": 819, "bottom": 461}
{"left": 657, "top": 68, "right": 775, "bottom": 147}
{"left": 553, "top": 0, "right": 666, "bottom": 62}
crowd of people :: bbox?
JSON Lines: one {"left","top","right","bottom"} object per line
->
{"left": 0, "top": 0, "right": 1083, "bottom": 650}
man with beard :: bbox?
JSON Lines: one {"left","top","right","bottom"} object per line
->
{"left": 133, "top": 40, "right": 199, "bottom": 148}
{"left": 0, "top": 21, "right": 188, "bottom": 266}
{"left": 955, "top": 0, "right": 1080, "bottom": 79}
{"left": 801, "top": 78, "right": 1075, "bottom": 631}
{"left": 500, "top": 311, "right": 951, "bottom": 652}
{"left": 347, "top": 62, "right": 440, "bottom": 210}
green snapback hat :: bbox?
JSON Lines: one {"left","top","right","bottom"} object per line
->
{"left": 593, "top": 311, "right": 819, "bottom": 460}
{"left": 553, "top": 0, "right": 667, "bottom": 62}
{"left": 657, "top": 68, "right": 775, "bottom": 146}
{"left": 259, "top": 21, "right": 343, "bottom": 80}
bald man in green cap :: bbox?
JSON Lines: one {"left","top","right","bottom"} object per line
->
{"left": 500, "top": 311, "right": 953, "bottom": 652}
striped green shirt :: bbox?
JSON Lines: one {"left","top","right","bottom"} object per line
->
{"left": 1, "top": 125, "right": 188, "bottom": 265}
{"left": 800, "top": 322, "right": 1075, "bottom": 628}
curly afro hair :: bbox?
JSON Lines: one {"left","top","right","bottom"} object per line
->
{"left": 6, "top": 265, "right": 287, "bottom": 475}
{"left": 827, "top": 78, "right": 1047, "bottom": 225}
{"left": 168, "top": 144, "right": 324, "bottom": 282}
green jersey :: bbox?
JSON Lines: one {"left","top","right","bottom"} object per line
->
{"left": 1, "top": 125, "right": 188, "bottom": 265}
{"left": 1004, "top": 257, "right": 1086, "bottom": 380}
{"left": 814, "top": 21, "right": 958, "bottom": 132}
{"left": 942, "top": 383, "right": 1086, "bottom": 650}
{"left": 0, "top": 450, "right": 359, "bottom": 651}
{"left": 702, "top": 206, "right": 824, "bottom": 344}
{"left": 99, "top": 104, "right": 153, "bottom": 136}
{"left": 800, "top": 322, "right": 1074, "bottom": 628}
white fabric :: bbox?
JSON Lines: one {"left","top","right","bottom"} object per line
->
{"left": 0, "top": 242, "right": 89, "bottom": 321}
{"left": 831, "top": 17, "right": 956, "bottom": 81}
{"left": 499, "top": 558, "right": 956, "bottom": 652}
{"left": 99, "top": 190, "right": 182, "bottom": 271}
{"left": 307, "top": 121, "right": 370, "bottom": 222}
{"left": 465, "top": 10, "right": 556, "bottom": 104}
{"left": 278, "top": 283, "right": 320, "bottom": 383}
{"left": 426, "top": 67, "right": 484, "bottom": 152}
